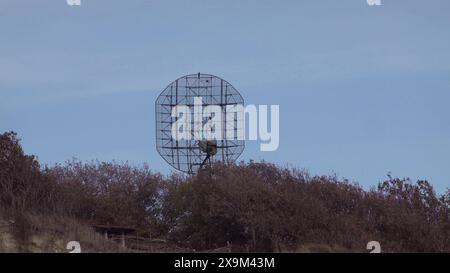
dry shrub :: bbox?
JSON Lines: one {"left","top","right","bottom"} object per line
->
{"left": 1, "top": 131, "right": 450, "bottom": 252}
{"left": 161, "top": 163, "right": 450, "bottom": 252}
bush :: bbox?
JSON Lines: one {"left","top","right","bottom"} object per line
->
{"left": 161, "top": 163, "right": 450, "bottom": 252}
{"left": 45, "top": 160, "right": 164, "bottom": 235}
{"left": 1, "top": 131, "right": 450, "bottom": 252}
{"left": 0, "top": 132, "right": 57, "bottom": 214}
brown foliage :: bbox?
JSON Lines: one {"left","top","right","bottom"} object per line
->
{"left": 161, "top": 163, "right": 450, "bottom": 252}
{"left": 1, "top": 131, "right": 450, "bottom": 252}
{"left": 45, "top": 160, "right": 163, "bottom": 234}
{"left": 0, "top": 132, "right": 57, "bottom": 214}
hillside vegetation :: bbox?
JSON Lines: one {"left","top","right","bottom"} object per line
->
{"left": 1, "top": 131, "right": 450, "bottom": 252}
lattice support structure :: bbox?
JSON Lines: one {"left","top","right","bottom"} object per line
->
{"left": 156, "top": 73, "right": 244, "bottom": 174}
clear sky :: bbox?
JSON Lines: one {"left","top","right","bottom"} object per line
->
{"left": 1, "top": 0, "right": 449, "bottom": 193}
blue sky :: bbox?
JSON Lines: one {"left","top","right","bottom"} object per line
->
{"left": 1, "top": 0, "right": 449, "bottom": 192}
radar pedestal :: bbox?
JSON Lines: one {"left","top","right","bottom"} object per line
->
{"left": 199, "top": 140, "right": 218, "bottom": 168}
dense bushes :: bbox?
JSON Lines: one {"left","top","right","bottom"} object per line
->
{"left": 45, "top": 161, "right": 163, "bottom": 234}
{"left": 1, "top": 131, "right": 450, "bottom": 252}
{"left": 0, "top": 132, "right": 57, "bottom": 214}
{"left": 162, "top": 165, "right": 450, "bottom": 252}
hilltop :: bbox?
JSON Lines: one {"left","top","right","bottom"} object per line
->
{"left": 1, "top": 131, "right": 450, "bottom": 252}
